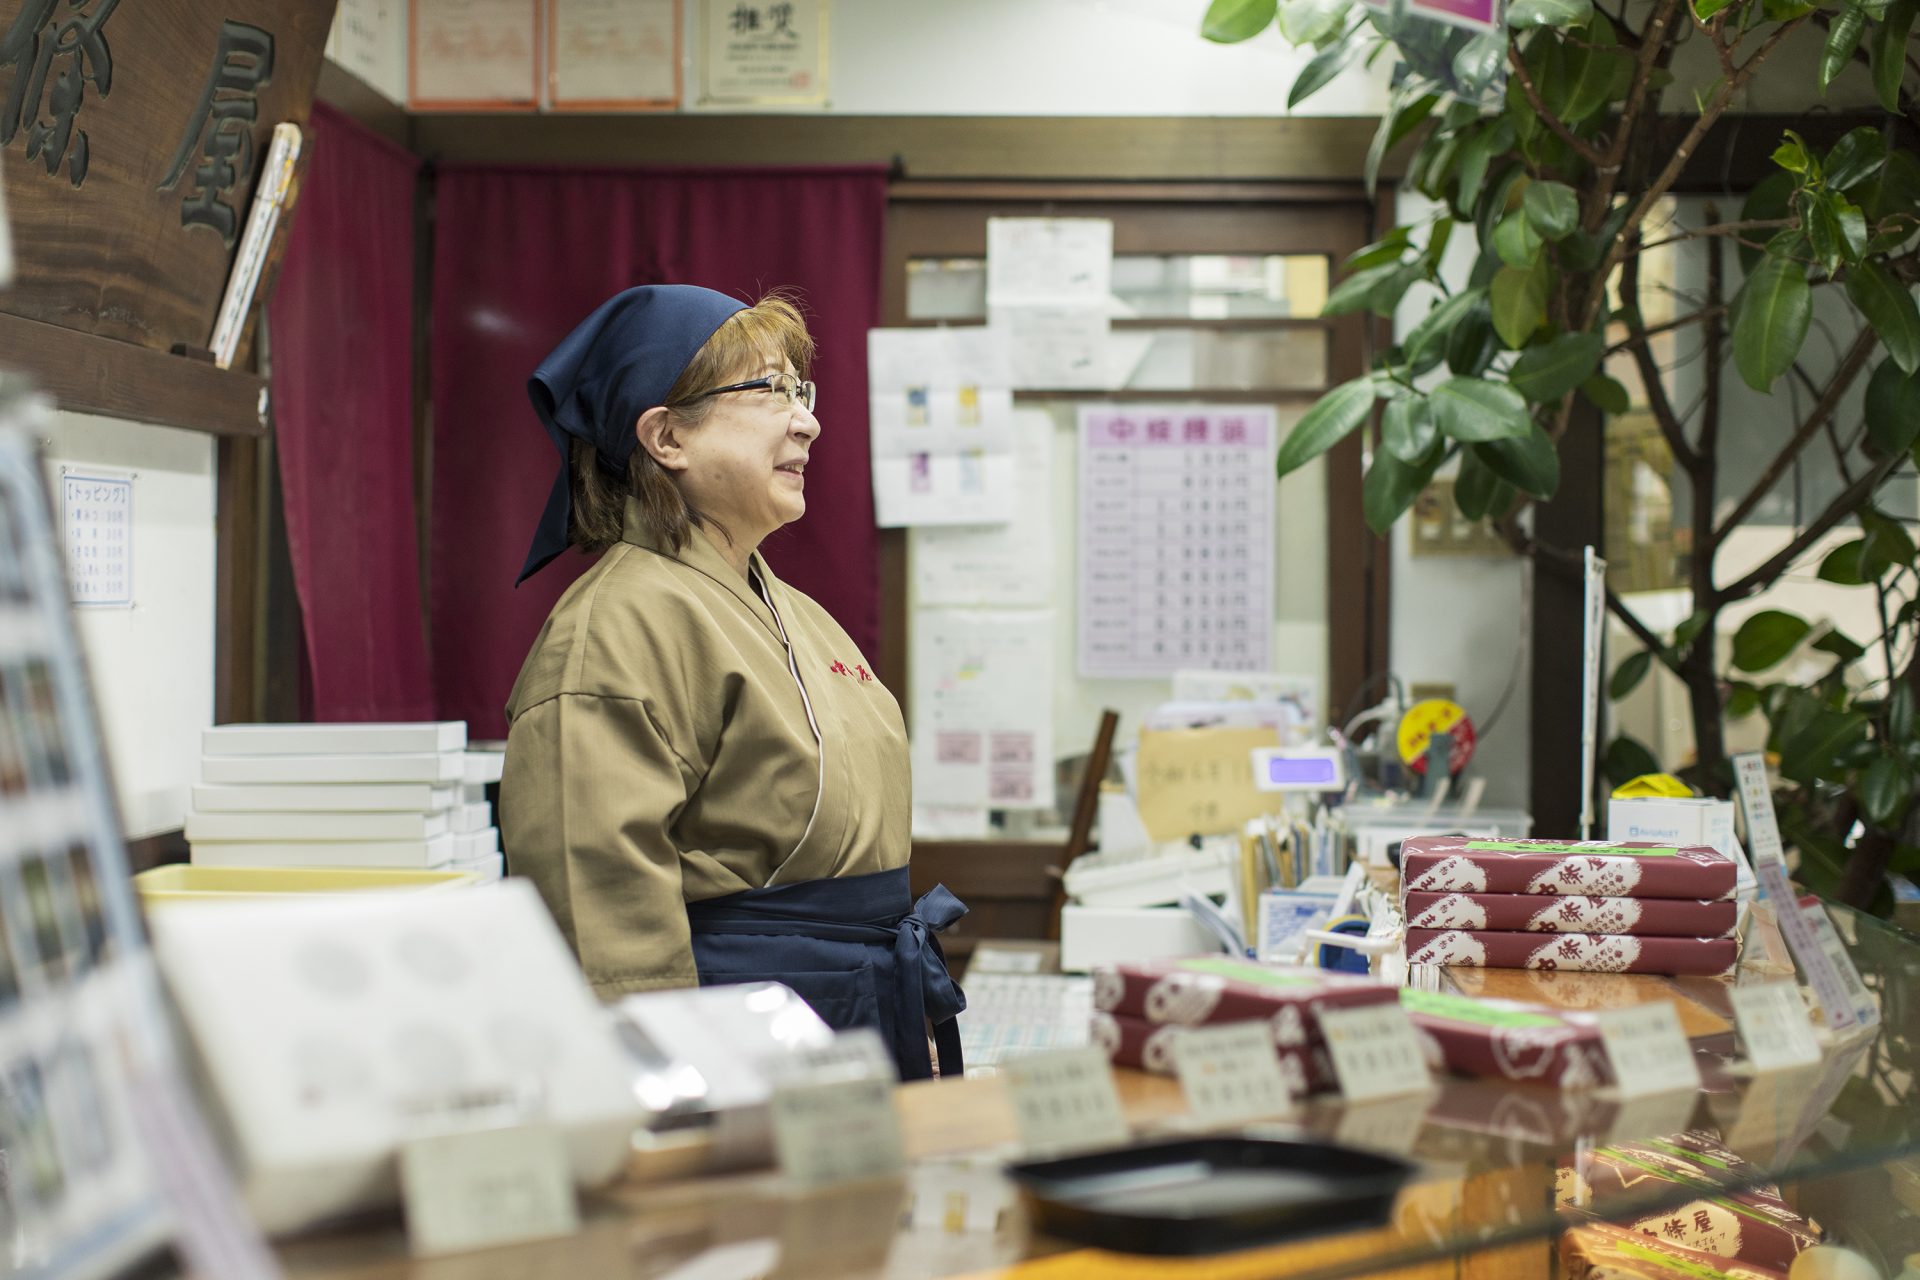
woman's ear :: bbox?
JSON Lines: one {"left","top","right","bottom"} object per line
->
{"left": 636, "top": 406, "right": 689, "bottom": 472}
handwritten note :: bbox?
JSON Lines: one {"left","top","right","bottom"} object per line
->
{"left": 1132, "top": 725, "right": 1281, "bottom": 841}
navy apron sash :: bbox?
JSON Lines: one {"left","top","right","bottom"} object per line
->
{"left": 685, "top": 865, "right": 967, "bottom": 1081}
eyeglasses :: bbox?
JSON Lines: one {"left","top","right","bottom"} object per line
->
{"left": 694, "top": 371, "right": 817, "bottom": 412}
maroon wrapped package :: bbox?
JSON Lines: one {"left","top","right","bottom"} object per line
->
{"left": 1090, "top": 958, "right": 1398, "bottom": 1048}
{"left": 1401, "top": 837, "right": 1737, "bottom": 901}
{"left": 1406, "top": 929, "right": 1739, "bottom": 976}
{"left": 1403, "top": 891, "right": 1737, "bottom": 938}
{"left": 1088, "top": 1010, "right": 1336, "bottom": 1092}
{"left": 1560, "top": 1222, "right": 1788, "bottom": 1280}
{"left": 1557, "top": 1132, "right": 1821, "bottom": 1273}
{"left": 1399, "top": 989, "right": 1615, "bottom": 1089}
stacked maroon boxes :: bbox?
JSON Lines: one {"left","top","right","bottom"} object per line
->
{"left": 1400, "top": 837, "right": 1741, "bottom": 977}
{"left": 1087, "top": 957, "right": 1398, "bottom": 1095}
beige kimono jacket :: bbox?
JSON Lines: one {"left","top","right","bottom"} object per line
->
{"left": 501, "top": 500, "right": 910, "bottom": 997}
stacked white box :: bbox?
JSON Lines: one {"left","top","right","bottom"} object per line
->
{"left": 188, "top": 724, "right": 501, "bottom": 872}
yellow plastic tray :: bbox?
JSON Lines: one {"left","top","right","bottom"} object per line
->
{"left": 133, "top": 865, "right": 479, "bottom": 907}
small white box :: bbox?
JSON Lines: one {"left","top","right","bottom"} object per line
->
{"left": 188, "top": 834, "right": 460, "bottom": 869}
{"left": 451, "top": 853, "right": 505, "bottom": 884}
{"left": 459, "top": 828, "right": 500, "bottom": 861}
{"left": 203, "top": 722, "right": 467, "bottom": 756}
{"left": 451, "top": 802, "right": 492, "bottom": 835}
{"left": 185, "top": 811, "right": 451, "bottom": 843}
{"left": 1063, "top": 845, "right": 1233, "bottom": 909}
{"left": 192, "top": 783, "right": 459, "bottom": 814}
{"left": 201, "top": 753, "right": 466, "bottom": 785}
{"left": 1607, "top": 796, "right": 1756, "bottom": 899}
{"left": 463, "top": 750, "right": 505, "bottom": 785}
{"left": 1058, "top": 905, "right": 1221, "bottom": 973}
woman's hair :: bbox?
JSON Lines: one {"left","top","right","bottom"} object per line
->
{"left": 568, "top": 291, "right": 815, "bottom": 555}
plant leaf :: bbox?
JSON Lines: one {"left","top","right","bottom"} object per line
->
{"left": 1737, "top": 171, "right": 1796, "bottom": 276}
{"left": 1362, "top": 449, "right": 1438, "bottom": 534}
{"left": 1817, "top": 539, "right": 1872, "bottom": 584}
{"left": 1493, "top": 210, "right": 1544, "bottom": 268}
{"left": 1453, "top": 121, "right": 1513, "bottom": 220}
{"left": 1731, "top": 251, "right": 1813, "bottom": 391}
{"left": 1204, "top": 0, "right": 1279, "bottom": 40}
{"left": 1431, "top": 377, "right": 1532, "bottom": 441}
{"left": 1862, "top": 755, "right": 1912, "bottom": 827}
{"left": 1781, "top": 710, "right": 1871, "bottom": 785}
{"left": 1290, "top": 33, "right": 1362, "bottom": 108}
{"left": 1845, "top": 263, "right": 1920, "bottom": 375}
{"left": 1812, "top": 630, "right": 1866, "bottom": 662}
{"left": 1454, "top": 449, "right": 1512, "bottom": 519}
{"left": 1559, "top": 17, "right": 1627, "bottom": 123}
{"left": 1799, "top": 190, "right": 1845, "bottom": 276}
{"left": 1491, "top": 260, "right": 1549, "bottom": 348}
{"left": 1609, "top": 650, "right": 1653, "bottom": 700}
{"left": 1726, "top": 682, "right": 1762, "bottom": 720}
{"left": 1473, "top": 424, "right": 1560, "bottom": 497}
{"left": 1891, "top": 683, "right": 1915, "bottom": 744}
{"left": 1582, "top": 372, "right": 1632, "bottom": 414}
{"left": 1523, "top": 180, "right": 1580, "bottom": 240}
{"left": 1861, "top": 506, "right": 1917, "bottom": 573}
{"left": 1341, "top": 227, "right": 1412, "bottom": 273}
{"left": 1323, "top": 261, "right": 1421, "bottom": 317}
{"left": 1605, "top": 735, "right": 1662, "bottom": 788}
{"left": 1508, "top": 0, "right": 1593, "bottom": 23}
{"left": 1824, "top": 126, "right": 1889, "bottom": 191}
{"left": 1446, "top": 294, "right": 1502, "bottom": 376}
{"left": 1276, "top": 377, "right": 1377, "bottom": 477}
{"left": 1731, "top": 609, "right": 1812, "bottom": 672}
{"left": 1773, "top": 131, "right": 1811, "bottom": 176}
{"left": 1366, "top": 85, "right": 1440, "bottom": 198}
{"left": 1405, "top": 288, "right": 1488, "bottom": 374}
{"left": 1277, "top": 0, "right": 1351, "bottom": 44}
{"left": 1451, "top": 30, "right": 1507, "bottom": 96}
{"left": 1820, "top": 5, "right": 1867, "bottom": 91}
{"left": 1693, "top": 0, "right": 1739, "bottom": 17}
{"left": 1864, "top": 357, "right": 1920, "bottom": 457}
{"left": 1382, "top": 396, "right": 1439, "bottom": 462}
{"left": 1873, "top": 0, "right": 1919, "bottom": 111}
{"left": 1509, "top": 331, "right": 1605, "bottom": 402}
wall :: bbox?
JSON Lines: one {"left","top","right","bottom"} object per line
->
{"left": 38, "top": 411, "right": 216, "bottom": 839}
{"left": 328, "top": 0, "right": 1392, "bottom": 116}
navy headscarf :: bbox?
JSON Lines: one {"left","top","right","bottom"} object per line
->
{"left": 517, "top": 285, "right": 747, "bottom": 584}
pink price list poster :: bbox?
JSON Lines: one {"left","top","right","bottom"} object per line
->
{"left": 1077, "top": 407, "right": 1276, "bottom": 679}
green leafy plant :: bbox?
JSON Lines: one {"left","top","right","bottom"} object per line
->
{"left": 1205, "top": 0, "right": 1920, "bottom": 907}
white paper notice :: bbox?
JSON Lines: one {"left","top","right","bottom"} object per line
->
{"left": 987, "top": 219, "right": 1113, "bottom": 305}
{"left": 913, "top": 410, "right": 1054, "bottom": 607}
{"left": 1317, "top": 1004, "right": 1432, "bottom": 1102}
{"left": 1593, "top": 1002, "right": 1702, "bottom": 1097}
{"left": 1730, "top": 983, "right": 1823, "bottom": 1072}
{"left": 1169, "top": 1022, "right": 1296, "bottom": 1126}
{"left": 410, "top": 0, "right": 539, "bottom": 107}
{"left": 549, "top": 0, "right": 679, "bottom": 107}
{"left": 868, "top": 327, "right": 1016, "bottom": 527}
{"left": 990, "top": 305, "right": 1111, "bottom": 390}
{"left": 1078, "top": 406, "right": 1276, "bottom": 679}
{"left": 912, "top": 610, "right": 1054, "bottom": 810}
{"left": 1004, "top": 1047, "right": 1129, "bottom": 1154}
{"left": 62, "top": 471, "right": 132, "bottom": 606}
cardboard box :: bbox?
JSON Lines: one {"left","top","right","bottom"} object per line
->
{"left": 1608, "top": 797, "right": 1757, "bottom": 899}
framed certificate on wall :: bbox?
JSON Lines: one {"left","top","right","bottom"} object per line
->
{"left": 549, "top": 0, "right": 680, "bottom": 110}
{"left": 410, "top": 0, "right": 541, "bottom": 112}
{"left": 699, "top": 0, "right": 828, "bottom": 106}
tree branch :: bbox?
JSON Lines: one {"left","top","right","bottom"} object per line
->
{"left": 1619, "top": 248, "right": 1700, "bottom": 471}
{"left": 1602, "top": 303, "right": 1730, "bottom": 356}
{"left": 1583, "top": 13, "right": 1812, "bottom": 331}
{"left": 1717, "top": 452, "right": 1908, "bottom": 604}
{"left": 1638, "top": 218, "right": 1793, "bottom": 252}
{"left": 1506, "top": 41, "right": 1609, "bottom": 170}
{"left": 1502, "top": 521, "right": 1683, "bottom": 674}
{"left": 1711, "top": 327, "right": 1879, "bottom": 543}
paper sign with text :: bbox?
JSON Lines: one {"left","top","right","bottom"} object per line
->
{"left": 1318, "top": 1004, "right": 1432, "bottom": 1102}
{"left": 1730, "top": 983, "right": 1822, "bottom": 1072}
{"left": 1133, "top": 725, "right": 1282, "bottom": 842}
{"left": 1170, "top": 1022, "right": 1296, "bottom": 1127}
{"left": 1004, "top": 1046, "right": 1130, "bottom": 1154}
{"left": 1594, "top": 1002, "right": 1702, "bottom": 1097}
{"left": 401, "top": 1121, "right": 579, "bottom": 1257}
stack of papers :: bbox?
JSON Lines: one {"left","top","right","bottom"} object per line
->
{"left": 186, "top": 723, "right": 503, "bottom": 881}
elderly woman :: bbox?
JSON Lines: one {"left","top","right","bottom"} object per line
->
{"left": 501, "top": 285, "right": 965, "bottom": 1080}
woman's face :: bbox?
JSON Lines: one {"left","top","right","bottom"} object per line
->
{"left": 672, "top": 356, "right": 820, "bottom": 548}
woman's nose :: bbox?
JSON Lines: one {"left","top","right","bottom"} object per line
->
{"left": 792, "top": 402, "right": 821, "bottom": 440}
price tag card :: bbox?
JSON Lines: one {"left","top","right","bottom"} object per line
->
{"left": 770, "top": 1070, "right": 907, "bottom": 1189}
{"left": 1003, "top": 1046, "right": 1130, "bottom": 1154}
{"left": 1732, "top": 753, "right": 1786, "bottom": 867}
{"left": 1731, "top": 982, "right": 1823, "bottom": 1072}
{"left": 1169, "top": 1022, "right": 1296, "bottom": 1127}
{"left": 1799, "top": 899, "right": 1880, "bottom": 1028}
{"left": 400, "top": 1121, "right": 580, "bottom": 1257}
{"left": 1317, "top": 1003, "right": 1433, "bottom": 1102}
{"left": 1593, "top": 1002, "right": 1703, "bottom": 1097}
{"left": 1332, "top": 1091, "right": 1432, "bottom": 1157}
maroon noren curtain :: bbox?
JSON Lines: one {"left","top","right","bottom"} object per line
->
{"left": 428, "top": 165, "right": 887, "bottom": 740}
{"left": 267, "top": 102, "right": 433, "bottom": 722}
